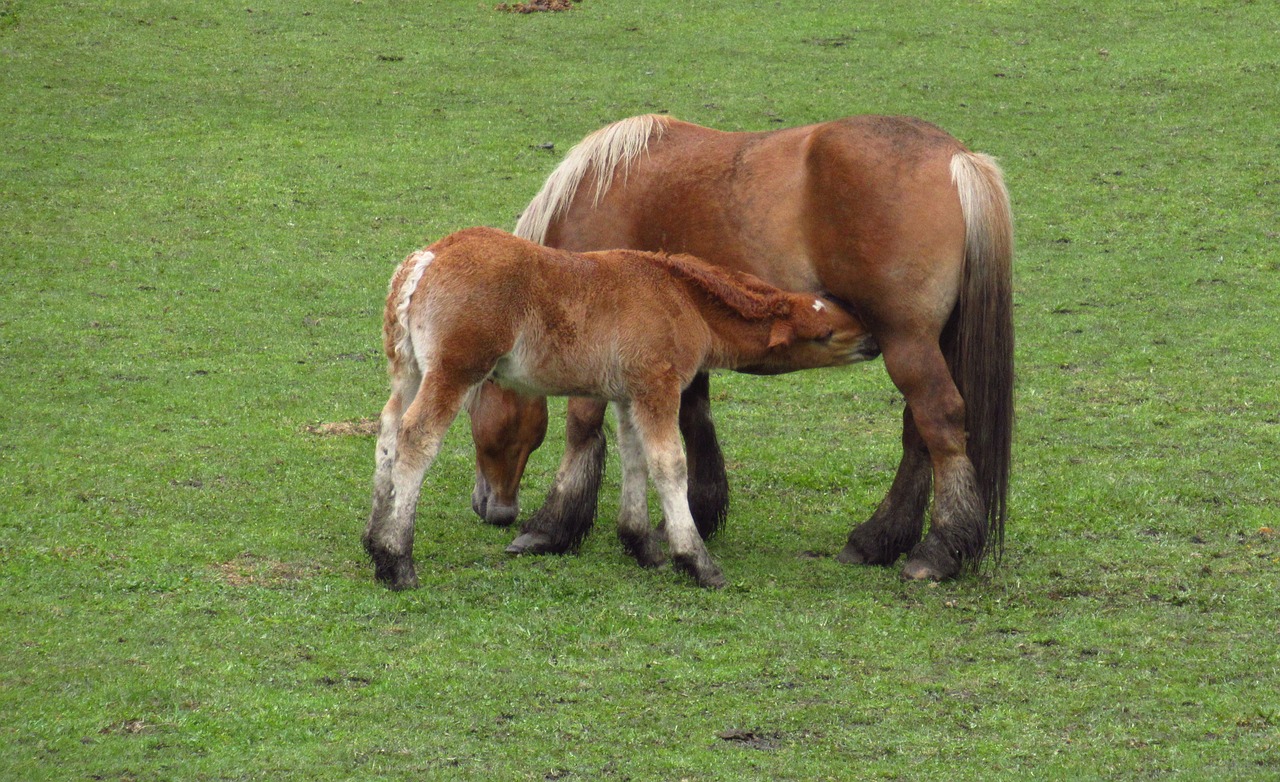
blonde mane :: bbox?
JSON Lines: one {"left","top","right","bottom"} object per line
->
{"left": 514, "top": 114, "right": 671, "bottom": 244}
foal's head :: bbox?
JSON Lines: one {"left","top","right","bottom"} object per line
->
{"left": 740, "top": 294, "right": 880, "bottom": 375}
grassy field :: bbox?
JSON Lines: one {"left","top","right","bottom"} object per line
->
{"left": 2, "top": 1, "right": 1278, "bottom": 779}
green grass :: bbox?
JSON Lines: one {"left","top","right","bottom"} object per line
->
{"left": 2, "top": 1, "right": 1278, "bottom": 779}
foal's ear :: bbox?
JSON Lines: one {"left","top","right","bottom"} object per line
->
{"left": 768, "top": 320, "right": 794, "bottom": 349}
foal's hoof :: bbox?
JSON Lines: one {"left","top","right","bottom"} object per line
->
{"left": 505, "top": 532, "right": 555, "bottom": 555}
{"left": 672, "top": 555, "right": 726, "bottom": 589}
{"left": 372, "top": 555, "right": 419, "bottom": 591}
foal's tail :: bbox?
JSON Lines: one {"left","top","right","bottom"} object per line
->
{"left": 948, "top": 151, "right": 1015, "bottom": 564}
{"left": 382, "top": 249, "right": 435, "bottom": 376}
{"left": 515, "top": 114, "right": 670, "bottom": 243}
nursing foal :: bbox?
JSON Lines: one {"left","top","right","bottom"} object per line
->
{"left": 364, "top": 227, "right": 878, "bottom": 591}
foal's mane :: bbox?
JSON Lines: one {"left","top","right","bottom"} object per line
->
{"left": 515, "top": 114, "right": 671, "bottom": 244}
{"left": 641, "top": 252, "right": 794, "bottom": 321}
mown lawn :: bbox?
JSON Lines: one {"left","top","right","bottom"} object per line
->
{"left": 2, "top": 1, "right": 1277, "bottom": 779}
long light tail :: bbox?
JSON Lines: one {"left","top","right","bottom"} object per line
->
{"left": 948, "top": 151, "right": 1015, "bottom": 563}
{"left": 514, "top": 114, "right": 670, "bottom": 244}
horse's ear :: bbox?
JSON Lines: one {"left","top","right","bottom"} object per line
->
{"left": 768, "top": 320, "right": 794, "bottom": 349}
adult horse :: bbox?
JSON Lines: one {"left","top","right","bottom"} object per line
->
{"left": 470, "top": 114, "right": 1014, "bottom": 581}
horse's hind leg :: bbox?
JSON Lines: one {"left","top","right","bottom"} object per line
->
{"left": 837, "top": 407, "right": 931, "bottom": 566}
{"left": 869, "top": 336, "right": 986, "bottom": 581}
{"left": 679, "top": 372, "right": 730, "bottom": 540}
{"left": 506, "top": 397, "right": 608, "bottom": 555}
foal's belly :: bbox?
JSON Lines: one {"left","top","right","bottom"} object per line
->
{"left": 488, "top": 349, "right": 625, "bottom": 402}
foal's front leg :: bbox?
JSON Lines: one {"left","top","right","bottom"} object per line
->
{"left": 613, "top": 402, "right": 665, "bottom": 568}
{"left": 627, "top": 394, "right": 725, "bottom": 589}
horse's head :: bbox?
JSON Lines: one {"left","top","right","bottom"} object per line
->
{"left": 739, "top": 295, "right": 879, "bottom": 375}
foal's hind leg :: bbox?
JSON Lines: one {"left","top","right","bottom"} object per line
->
{"left": 365, "top": 368, "right": 419, "bottom": 569}
{"left": 365, "top": 377, "right": 471, "bottom": 590}
{"left": 837, "top": 407, "right": 931, "bottom": 566}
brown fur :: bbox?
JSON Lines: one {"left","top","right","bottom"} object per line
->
{"left": 364, "top": 227, "right": 878, "bottom": 590}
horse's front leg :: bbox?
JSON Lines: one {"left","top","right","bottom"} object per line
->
{"left": 630, "top": 392, "right": 725, "bottom": 589}
{"left": 506, "top": 396, "right": 608, "bottom": 555}
{"left": 679, "top": 372, "right": 730, "bottom": 540}
{"left": 837, "top": 406, "right": 931, "bottom": 566}
{"left": 612, "top": 402, "right": 665, "bottom": 568}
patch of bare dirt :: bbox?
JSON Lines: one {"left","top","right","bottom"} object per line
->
{"left": 717, "top": 728, "right": 783, "bottom": 750}
{"left": 303, "top": 418, "right": 378, "bottom": 437}
{"left": 496, "top": 0, "right": 578, "bottom": 12}
{"left": 212, "top": 552, "right": 314, "bottom": 587}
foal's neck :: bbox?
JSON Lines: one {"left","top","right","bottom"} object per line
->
{"left": 701, "top": 310, "right": 780, "bottom": 370}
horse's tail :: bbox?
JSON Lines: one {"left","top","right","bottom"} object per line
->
{"left": 382, "top": 249, "right": 435, "bottom": 376}
{"left": 514, "top": 114, "right": 670, "bottom": 243}
{"left": 948, "top": 151, "right": 1014, "bottom": 565}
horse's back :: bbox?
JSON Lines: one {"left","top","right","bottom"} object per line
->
{"left": 545, "top": 115, "right": 968, "bottom": 318}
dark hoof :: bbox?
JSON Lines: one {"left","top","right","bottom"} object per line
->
{"left": 371, "top": 554, "right": 419, "bottom": 591}
{"left": 481, "top": 503, "right": 518, "bottom": 527}
{"left": 901, "top": 538, "right": 961, "bottom": 581}
{"left": 900, "top": 559, "right": 950, "bottom": 581}
{"left": 836, "top": 542, "right": 872, "bottom": 565}
{"left": 838, "top": 524, "right": 919, "bottom": 566}
{"left": 619, "top": 530, "right": 667, "bottom": 569}
{"left": 672, "top": 554, "right": 725, "bottom": 589}
{"left": 505, "top": 532, "right": 556, "bottom": 555}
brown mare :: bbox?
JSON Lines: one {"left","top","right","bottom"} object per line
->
{"left": 364, "top": 227, "right": 878, "bottom": 590}
{"left": 471, "top": 114, "right": 1014, "bottom": 581}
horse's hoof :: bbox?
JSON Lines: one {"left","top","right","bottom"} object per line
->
{"left": 482, "top": 503, "right": 518, "bottom": 527}
{"left": 901, "top": 553, "right": 962, "bottom": 582}
{"left": 902, "top": 536, "right": 961, "bottom": 581}
{"left": 505, "top": 532, "right": 554, "bottom": 555}
{"left": 836, "top": 542, "right": 871, "bottom": 565}
{"left": 619, "top": 530, "right": 667, "bottom": 569}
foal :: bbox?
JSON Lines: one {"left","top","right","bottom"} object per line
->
{"left": 363, "top": 227, "right": 878, "bottom": 590}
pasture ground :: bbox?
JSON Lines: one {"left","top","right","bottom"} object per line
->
{"left": 2, "top": 1, "right": 1277, "bottom": 779}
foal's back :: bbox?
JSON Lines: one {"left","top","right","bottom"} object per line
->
{"left": 414, "top": 228, "right": 715, "bottom": 398}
